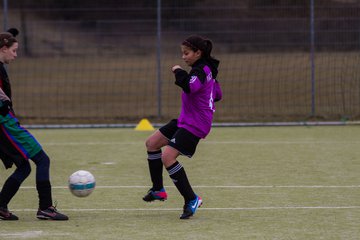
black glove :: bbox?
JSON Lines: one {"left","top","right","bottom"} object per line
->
{"left": 0, "top": 100, "right": 11, "bottom": 116}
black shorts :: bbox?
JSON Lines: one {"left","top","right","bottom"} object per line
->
{"left": 159, "top": 119, "right": 200, "bottom": 158}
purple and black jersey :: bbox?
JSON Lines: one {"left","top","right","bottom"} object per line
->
{"left": 173, "top": 59, "right": 222, "bottom": 139}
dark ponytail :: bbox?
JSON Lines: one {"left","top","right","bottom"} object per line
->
{"left": 203, "top": 39, "right": 213, "bottom": 60}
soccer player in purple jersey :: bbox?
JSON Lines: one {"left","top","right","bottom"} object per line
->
{"left": 143, "top": 35, "right": 222, "bottom": 219}
{"left": 0, "top": 29, "right": 68, "bottom": 220}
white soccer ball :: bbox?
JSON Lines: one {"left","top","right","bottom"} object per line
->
{"left": 68, "top": 170, "right": 96, "bottom": 197}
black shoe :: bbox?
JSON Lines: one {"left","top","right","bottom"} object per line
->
{"left": 180, "top": 195, "right": 202, "bottom": 219}
{"left": 143, "top": 188, "right": 168, "bottom": 202}
{"left": 0, "top": 207, "right": 19, "bottom": 220}
{"left": 36, "top": 206, "right": 68, "bottom": 220}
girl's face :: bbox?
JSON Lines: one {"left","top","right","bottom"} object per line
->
{"left": 0, "top": 42, "right": 18, "bottom": 64}
{"left": 181, "top": 45, "right": 201, "bottom": 66}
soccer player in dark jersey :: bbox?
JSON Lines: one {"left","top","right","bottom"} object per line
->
{"left": 0, "top": 29, "right": 68, "bottom": 220}
{"left": 143, "top": 35, "right": 222, "bottom": 219}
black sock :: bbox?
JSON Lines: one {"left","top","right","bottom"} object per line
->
{"left": 147, "top": 150, "right": 164, "bottom": 191}
{"left": 0, "top": 177, "right": 21, "bottom": 208}
{"left": 166, "top": 161, "right": 196, "bottom": 203}
{"left": 36, "top": 180, "right": 52, "bottom": 210}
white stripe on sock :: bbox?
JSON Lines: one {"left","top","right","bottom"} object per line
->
{"left": 167, "top": 163, "right": 183, "bottom": 175}
{"left": 147, "top": 153, "right": 162, "bottom": 160}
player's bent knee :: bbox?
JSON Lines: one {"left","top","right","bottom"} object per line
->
{"left": 145, "top": 134, "right": 168, "bottom": 151}
{"left": 145, "top": 137, "right": 156, "bottom": 151}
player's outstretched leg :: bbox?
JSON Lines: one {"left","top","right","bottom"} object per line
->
{"left": 32, "top": 151, "right": 68, "bottom": 221}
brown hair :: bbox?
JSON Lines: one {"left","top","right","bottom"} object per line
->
{"left": 0, "top": 32, "right": 17, "bottom": 48}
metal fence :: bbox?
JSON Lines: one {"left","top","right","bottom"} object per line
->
{"left": 1, "top": 0, "right": 360, "bottom": 124}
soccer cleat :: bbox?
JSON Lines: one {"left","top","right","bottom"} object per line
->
{"left": 180, "top": 195, "right": 202, "bottom": 219}
{"left": 143, "top": 188, "right": 168, "bottom": 202}
{"left": 0, "top": 207, "right": 18, "bottom": 221}
{"left": 36, "top": 206, "right": 69, "bottom": 220}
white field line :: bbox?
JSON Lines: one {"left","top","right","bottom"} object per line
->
{"left": 19, "top": 185, "right": 360, "bottom": 189}
{"left": 12, "top": 206, "right": 360, "bottom": 212}
{"left": 14, "top": 186, "right": 360, "bottom": 212}
{"left": 0, "top": 231, "right": 70, "bottom": 238}
{"left": 42, "top": 140, "right": 360, "bottom": 146}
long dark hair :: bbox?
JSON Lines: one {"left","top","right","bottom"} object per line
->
{"left": 182, "top": 35, "right": 219, "bottom": 68}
